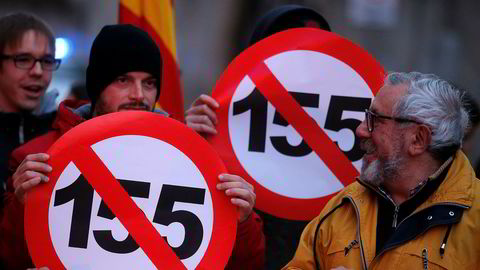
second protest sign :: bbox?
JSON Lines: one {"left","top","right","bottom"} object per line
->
{"left": 209, "top": 28, "right": 386, "bottom": 220}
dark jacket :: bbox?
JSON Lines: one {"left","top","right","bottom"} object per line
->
{"left": 0, "top": 111, "right": 55, "bottom": 194}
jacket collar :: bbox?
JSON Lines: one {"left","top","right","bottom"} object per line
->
{"left": 427, "top": 150, "right": 476, "bottom": 208}
{"left": 51, "top": 100, "right": 90, "bottom": 136}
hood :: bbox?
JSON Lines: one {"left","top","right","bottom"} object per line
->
{"left": 249, "top": 5, "right": 331, "bottom": 46}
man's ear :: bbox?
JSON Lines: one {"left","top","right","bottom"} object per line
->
{"left": 408, "top": 125, "right": 431, "bottom": 156}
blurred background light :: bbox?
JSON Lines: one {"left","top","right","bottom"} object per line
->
{"left": 55, "top": 37, "right": 70, "bottom": 59}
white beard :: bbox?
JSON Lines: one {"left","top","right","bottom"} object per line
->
{"left": 359, "top": 139, "right": 404, "bottom": 187}
{"left": 360, "top": 158, "right": 384, "bottom": 186}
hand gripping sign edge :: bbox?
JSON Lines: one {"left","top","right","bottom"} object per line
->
{"left": 24, "top": 111, "right": 237, "bottom": 269}
{"left": 208, "top": 28, "right": 386, "bottom": 221}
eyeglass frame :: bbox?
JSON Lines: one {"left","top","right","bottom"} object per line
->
{"left": 364, "top": 109, "right": 423, "bottom": 132}
{"left": 0, "top": 53, "right": 61, "bottom": 71}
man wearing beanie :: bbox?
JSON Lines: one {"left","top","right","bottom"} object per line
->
{"left": 86, "top": 24, "right": 162, "bottom": 113}
{"left": 0, "top": 24, "right": 265, "bottom": 269}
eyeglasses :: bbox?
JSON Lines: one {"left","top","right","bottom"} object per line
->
{"left": 365, "top": 109, "right": 422, "bottom": 132}
{"left": 0, "top": 54, "right": 61, "bottom": 71}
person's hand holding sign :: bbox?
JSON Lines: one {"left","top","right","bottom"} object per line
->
{"left": 185, "top": 94, "right": 219, "bottom": 136}
{"left": 216, "top": 173, "right": 255, "bottom": 223}
{"left": 186, "top": 96, "right": 256, "bottom": 223}
{"left": 12, "top": 153, "right": 51, "bottom": 203}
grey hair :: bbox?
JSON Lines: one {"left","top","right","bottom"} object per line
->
{"left": 386, "top": 72, "right": 470, "bottom": 160}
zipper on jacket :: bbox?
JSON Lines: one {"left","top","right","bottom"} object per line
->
{"left": 422, "top": 248, "right": 428, "bottom": 270}
{"left": 345, "top": 196, "right": 368, "bottom": 270}
{"left": 392, "top": 205, "right": 399, "bottom": 228}
{"left": 368, "top": 183, "right": 400, "bottom": 228}
{"left": 19, "top": 117, "right": 24, "bottom": 144}
{"left": 344, "top": 239, "right": 359, "bottom": 256}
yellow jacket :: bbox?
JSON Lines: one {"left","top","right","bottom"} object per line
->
{"left": 283, "top": 151, "right": 480, "bottom": 270}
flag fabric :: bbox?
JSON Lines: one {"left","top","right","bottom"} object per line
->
{"left": 119, "top": 0, "right": 185, "bottom": 122}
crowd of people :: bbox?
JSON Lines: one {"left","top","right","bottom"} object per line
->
{"left": 1, "top": 5, "right": 479, "bottom": 270}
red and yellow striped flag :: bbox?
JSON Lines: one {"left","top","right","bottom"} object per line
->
{"left": 119, "top": 0, "right": 185, "bottom": 122}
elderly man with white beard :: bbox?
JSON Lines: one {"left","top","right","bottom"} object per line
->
{"left": 283, "top": 71, "right": 480, "bottom": 270}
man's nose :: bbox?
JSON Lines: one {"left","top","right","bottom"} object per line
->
{"left": 356, "top": 119, "right": 370, "bottom": 139}
{"left": 129, "top": 80, "right": 144, "bottom": 101}
{"left": 29, "top": 61, "right": 43, "bottom": 76}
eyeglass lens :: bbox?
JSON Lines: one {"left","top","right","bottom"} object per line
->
{"left": 14, "top": 55, "right": 59, "bottom": 71}
{"left": 365, "top": 110, "right": 373, "bottom": 132}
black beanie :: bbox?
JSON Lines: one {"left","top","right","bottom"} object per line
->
{"left": 249, "top": 5, "right": 331, "bottom": 46}
{"left": 86, "top": 24, "right": 162, "bottom": 107}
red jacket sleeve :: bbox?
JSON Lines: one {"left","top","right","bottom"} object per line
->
{"left": 225, "top": 211, "right": 266, "bottom": 270}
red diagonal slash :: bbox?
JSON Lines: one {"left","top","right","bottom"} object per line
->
{"left": 248, "top": 62, "right": 359, "bottom": 184}
{"left": 72, "top": 146, "right": 186, "bottom": 269}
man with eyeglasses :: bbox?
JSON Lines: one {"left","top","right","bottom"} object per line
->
{"left": 283, "top": 72, "right": 480, "bottom": 269}
{"left": 0, "top": 12, "right": 60, "bottom": 197}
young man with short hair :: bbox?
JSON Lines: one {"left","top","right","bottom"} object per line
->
{"left": 0, "top": 12, "right": 60, "bottom": 195}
